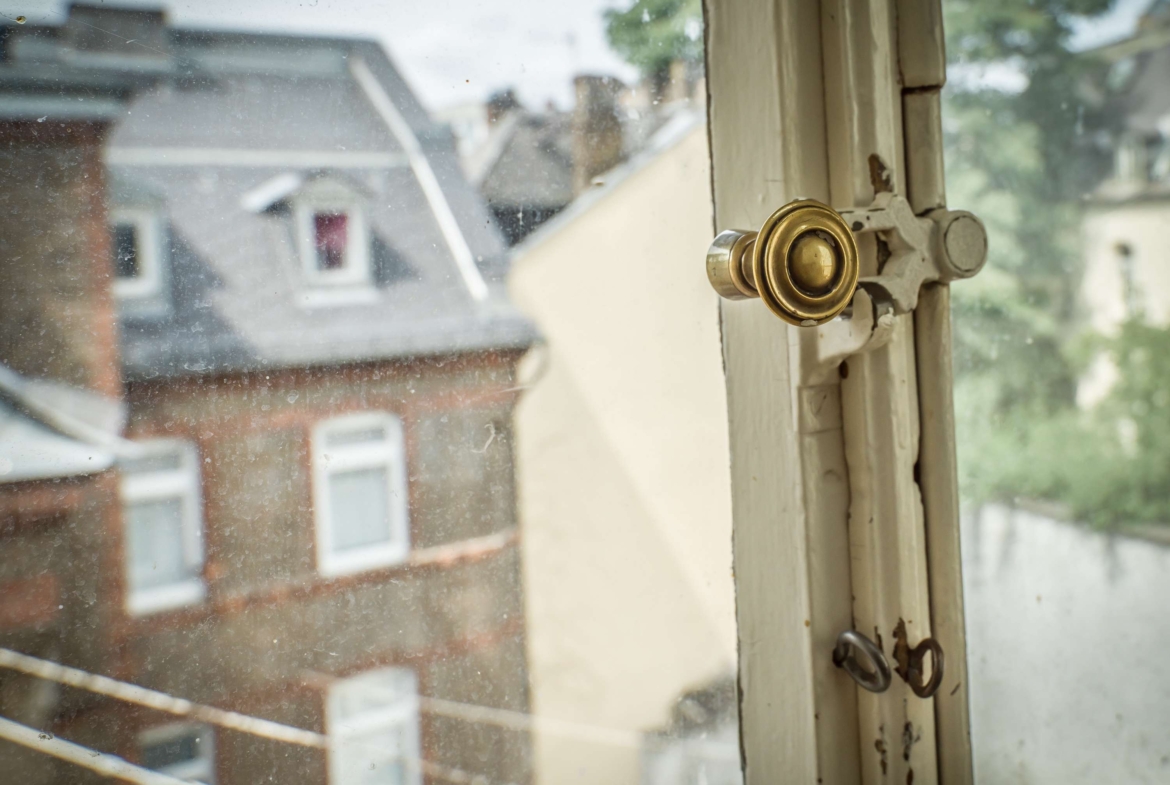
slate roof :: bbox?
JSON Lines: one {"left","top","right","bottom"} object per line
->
{"left": 471, "top": 111, "right": 575, "bottom": 209}
{"left": 0, "top": 13, "right": 536, "bottom": 380}
{"left": 0, "top": 365, "right": 125, "bottom": 484}
{"left": 467, "top": 95, "right": 678, "bottom": 215}
{"left": 1096, "top": 41, "right": 1170, "bottom": 137}
{"left": 512, "top": 107, "right": 705, "bottom": 255}
{"left": 0, "top": 400, "right": 114, "bottom": 484}
{"left": 1087, "top": 13, "right": 1170, "bottom": 200}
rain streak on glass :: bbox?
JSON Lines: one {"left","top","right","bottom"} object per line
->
{"left": 0, "top": 2, "right": 737, "bottom": 785}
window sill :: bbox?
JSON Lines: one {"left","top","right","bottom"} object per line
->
{"left": 126, "top": 579, "right": 206, "bottom": 617}
{"left": 317, "top": 544, "right": 409, "bottom": 578}
{"left": 297, "top": 286, "right": 380, "bottom": 309}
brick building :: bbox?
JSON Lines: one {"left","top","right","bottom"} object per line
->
{"left": 0, "top": 6, "right": 535, "bottom": 784}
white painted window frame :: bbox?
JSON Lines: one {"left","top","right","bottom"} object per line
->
{"left": 294, "top": 198, "right": 371, "bottom": 288}
{"left": 138, "top": 722, "right": 216, "bottom": 784}
{"left": 706, "top": 0, "right": 970, "bottom": 782}
{"left": 312, "top": 412, "right": 411, "bottom": 577}
{"left": 120, "top": 439, "right": 206, "bottom": 616}
{"left": 110, "top": 206, "right": 164, "bottom": 300}
{"left": 326, "top": 666, "right": 422, "bottom": 785}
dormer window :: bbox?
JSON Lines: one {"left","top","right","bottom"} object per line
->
{"left": 110, "top": 207, "right": 163, "bottom": 300}
{"left": 295, "top": 200, "right": 369, "bottom": 286}
{"left": 241, "top": 173, "right": 374, "bottom": 301}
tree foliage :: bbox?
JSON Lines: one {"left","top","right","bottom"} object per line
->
{"left": 944, "top": 0, "right": 1170, "bottom": 528}
{"left": 603, "top": 0, "right": 703, "bottom": 79}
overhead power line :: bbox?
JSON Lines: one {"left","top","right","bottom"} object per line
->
{"left": 0, "top": 715, "right": 189, "bottom": 785}
{"left": 0, "top": 647, "right": 507, "bottom": 785}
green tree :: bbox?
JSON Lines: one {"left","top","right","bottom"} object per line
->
{"left": 603, "top": 0, "right": 703, "bottom": 84}
{"left": 941, "top": 0, "right": 1170, "bottom": 528}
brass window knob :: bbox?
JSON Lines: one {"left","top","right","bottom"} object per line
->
{"left": 706, "top": 199, "right": 860, "bottom": 326}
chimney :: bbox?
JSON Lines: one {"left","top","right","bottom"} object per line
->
{"left": 0, "top": 3, "right": 160, "bottom": 398}
{"left": 0, "top": 121, "right": 123, "bottom": 398}
{"left": 571, "top": 75, "right": 624, "bottom": 194}
{"left": 487, "top": 89, "right": 521, "bottom": 126}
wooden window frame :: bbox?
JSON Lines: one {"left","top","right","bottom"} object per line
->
{"left": 311, "top": 411, "right": 411, "bottom": 578}
{"left": 705, "top": 0, "right": 970, "bottom": 782}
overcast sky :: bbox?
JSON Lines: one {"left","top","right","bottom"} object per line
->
{"left": 12, "top": 0, "right": 640, "bottom": 111}
{"left": 5, "top": 0, "right": 1158, "bottom": 112}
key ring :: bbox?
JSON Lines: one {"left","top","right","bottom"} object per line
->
{"left": 902, "top": 637, "right": 945, "bottom": 699}
{"left": 832, "top": 629, "right": 892, "bottom": 693}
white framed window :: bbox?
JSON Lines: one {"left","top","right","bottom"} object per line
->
{"left": 312, "top": 412, "right": 410, "bottom": 577}
{"left": 327, "top": 667, "right": 421, "bottom": 785}
{"left": 139, "top": 722, "right": 215, "bottom": 784}
{"left": 119, "top": 440, "right": 206, "bottom": 615}
{"left": 110, "top": 206, "right": 164, "bottom": 300}
{"left": 295, "top": 199, "right": 370, "bottom": 287}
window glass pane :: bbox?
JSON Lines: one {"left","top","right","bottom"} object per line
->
{"left": 121, "top": 452, "right": 183, "bottom": 474}
{"left": 126, "top": 498, "right": 190, "bottom": 590}
{"left": 141, "top": 725, "right": 214, "bottom": 783}
{"left": 315, "top": 212, "right": 348, "bottom": 270}
{"left": 326, "top": 426, "right": 387, "bottom": 448}
{"left": 331, "top": 669, "right": 418, "bottom": 785}
{"left": 943, "top": 1, "right": 1170, "bottom": 780}
{"left": 141, "top": 731, "right": 200, "bottom": 770}
{"left": 336, "top": 727, "right": 408, "bottom": 785}
{"left": 0, "top": 4, "right": 734, "bottom": 785}
{"left": 329, "top": 467, "right": 392, "bottom": 551}
{"left": 112, "top": 223, "right": 139, "bottom": 279}
{"left": 332, "top": 668, "right": 415, "bottom": 721}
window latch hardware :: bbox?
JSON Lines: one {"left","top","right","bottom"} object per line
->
{"left": 706, "top": 193, "right": 987, "bottom": 326}
{"left": 833, "top": 629, "right": 893, "bottom": 694}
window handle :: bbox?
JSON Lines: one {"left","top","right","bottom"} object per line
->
{"left": 706, "top": 198, "right": 859, "bottom": 326}
{"left": 706, "top": 193, "right": 987, "bottom": 327}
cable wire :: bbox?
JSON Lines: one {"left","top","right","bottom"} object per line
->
{"left": 0, "top": 715, "right": 189, "bottom": 785}
{"left": 0, "top": 647, "right": 507, "bottom": 785}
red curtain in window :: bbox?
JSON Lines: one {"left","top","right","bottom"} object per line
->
{"left": 313, "top": 212, "right": 348, "bottom": 270}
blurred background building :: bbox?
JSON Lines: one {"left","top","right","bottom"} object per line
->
{"left": 0, "top": 3, "right": 736, "bottom": 785}
{"left": 0, "top": 6, "right": 535, "bottom": 783}
{"left": 503, "top": 73, "right": 738, "bottom": 785}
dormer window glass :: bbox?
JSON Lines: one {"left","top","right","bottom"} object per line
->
{"left": 295, "top": 199, "right": 369, "bottom": 287}
{"left": 314, "top": 211, "right": 349, "bottom": 270}
{"left": 110, "top": 207, "right": 163, "bottom": 300}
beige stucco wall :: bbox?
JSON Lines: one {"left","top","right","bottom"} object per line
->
{"left": 509, "top": 124, "right": 736, "bottom": 785}
{"left": 1079, "top": 202, "right": 1170, "bottom": 405}
{"left": 1082, "top": 202, "right": 1170, "bottom": 333}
